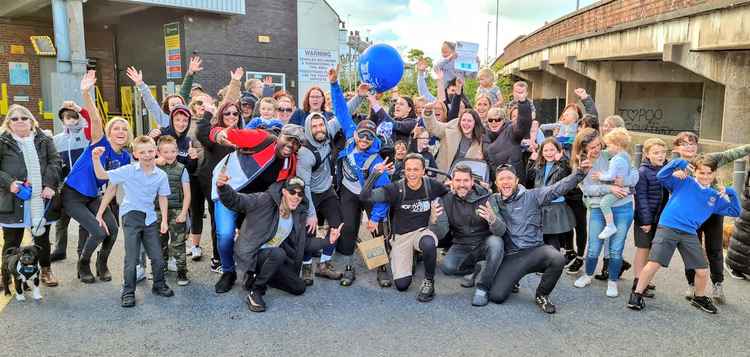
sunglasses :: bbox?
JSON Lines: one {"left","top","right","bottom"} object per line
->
{"left": 357, "top": 131, "right": 375, "bottom": 141}
{"left": 194, "top": 100, "right": 204, "bottom": 106}
{"left": 223, "top": 111, "right": 239, "bottom": 117}
{"left": 277, "top": 108, "right": 294, "bottom": 113}
{"left": 287, "top": 189, "right": 304, "bottom": 197}
{"left": 9, "top": 116, "right": 30, "bottom": 122}
{"left": 487, "top": 118, "right": 502, "bottom": 123}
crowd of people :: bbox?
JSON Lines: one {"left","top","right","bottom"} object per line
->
{"left": 0, "top": 42, "right": 748, "bottom": 314}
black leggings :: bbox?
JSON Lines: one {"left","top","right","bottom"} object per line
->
{"left": 394, "top": 236, "right": 437, "bottom": 291}
{"left": 61, "top": 185, "right": 118, "bottom": 261}
{"left": 199, "top": 178, "right": 219, "bottom": 261}
{"left": 3, "top": 227, "right": 51, "bottom": 268}
{"left": 686, "top": 214, "right": 725, "bottom": 284}
{"left": 567, "top": 198, "right": 588, "bottom": 257}
{"left": 189, "top": 174, "right": 206, "bottom": 236}
{"left": 338, "top": 187, "right": 372, "bottom": 257}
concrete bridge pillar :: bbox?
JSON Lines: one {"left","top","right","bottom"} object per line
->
{"left": 539, "top": 60, "right": 596, "bottom": 113}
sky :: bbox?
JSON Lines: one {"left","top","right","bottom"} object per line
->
{"left": 326, "top": 0, "right": 598, "bottom": 64}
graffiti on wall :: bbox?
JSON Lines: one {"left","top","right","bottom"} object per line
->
{"left": 618, "top": 107, "right": 664, "bottom": 129}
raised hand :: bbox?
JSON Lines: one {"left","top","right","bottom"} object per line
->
{"left": 125, "top": 67, "right": 143, "bottom": 86}
{"left": 263, "top": 76, "right": 273, "bottom": 85}
{"left": 672, "top": 169, "right": 688, "bottom": 180}
{"left": 80, "top": 70, "right": 98, "bottom": 92}
{"left": 230, "top": 67, "right": 244, "bottom": 81}
{"left": 416, "top": 58, "right": 428, "bottom": 72}
{"left": 92, "top": 146, "right": 106, "bottom": 160}
{"left": 357, "top": 83, "right": 371, "bottom": 97}
{"left": 574, "top": 88, "right": 588, "bottom": 100}
{"left": 373, "top": 157, "right": 393, "bottom": 175}
{"left": 188, "top": 56, "right": 203, "bottom": 75}
{"left": 327, "top": 67, "right": 338, "bottom": 83}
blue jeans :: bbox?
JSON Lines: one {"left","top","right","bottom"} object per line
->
{"left": 214, "top": 200, "right": 240, "bottom": 273}
{"left": 585, "top": 203, "right": 634, "bottom": 281}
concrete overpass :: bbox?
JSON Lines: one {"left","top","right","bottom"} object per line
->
{"left": 496, "top": 0, "right": 750, "bottom": 145}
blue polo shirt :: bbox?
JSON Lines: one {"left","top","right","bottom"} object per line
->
{"left": 107, "top": 162, "right": 171, "bottom": 225}
{"left": 66, "top": 136, "right": 131, "bottom": 197}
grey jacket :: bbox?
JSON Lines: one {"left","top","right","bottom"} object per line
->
{"left": 490, "top": 170, "right": 586, "bottom": 254}
{"left": 430, "top": 184, "right": 506, "bottom": 247}
{"left": 296, "top": 113, "right": 342, "bottom": 217}
{"left": 581, "top": 151, "right": 639, "bottom": 208}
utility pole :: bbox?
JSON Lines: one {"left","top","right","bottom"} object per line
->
{"left": 577, "top": 0, "right": 580, "bottom": 10}
{"left": 486, "top": 21, "right": 491, "bottom": 65}
{"left": 494, "top": 0, "right": 499, "bottom": 58}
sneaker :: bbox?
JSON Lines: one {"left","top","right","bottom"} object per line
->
{"left": 416, "top": 278, "right": 435, "bottom": 302}
{"left": 152, "top": 284, "right": 175, "bottom": 297}
{"left": 606, "top": 281, "right": 618, "bottom": 297}
{"left": 376, "top": 265, "right": 392, "bottom": 288}
{"left": 460, "top": 264, "right": 482, "bottom": 288}
{"left": 340, "top": 265, "right": 355, "bottom": 287}
{"left": 215, "top": 271, "right": 237, "bottom": 294}
{"left": 727, "top": 264, "right": 747, "bottom": 280}
{"left": 121, "top": 295, "right": 136, "bottom": 308}
{"left": 564, "top": 251, "right": 577, "bottom": 266}
{"left": 535, "top": 294, "right": 556, "bottom": 314}
{"left": 246, "top": 290, "right": 266, "bottom": 312}
{"left": 136, "top": 264, "right": 146, "bottom": 283}
{"left": 302, "top": 263, "right": 314, "bottom": 286}
{"left": 191, "top": 246, "right": 203, "bottom": 261}
{"left": 472, "top": 288, "right": 489, "bottom": 306}
{"left": 711, "top": 282, "right": 725, "bottom": 304}
{"left": 621, "top": 260, "right": 632, "bottom": 272}
{"left": 566, "top": 258, "right": 584, "bottom": 275}
{"left": 574, "top": 275, "right": 592, "bottom": 288}
{"left": 598, "top": 225, "right": 617, "bottom": 239}
{"left": 684, "top": 284, "right": 695, "bottom": 300}
{"left": 627, "top": 292, "right": 645, "bottom": 310}
{"left": 315, "top": 262, "right": 343, "bottom": 280}
{"left": 167, "top": 257, "right": 178, "bottom": 272}
{"left": 690, "top": 295, "right": 718, "bottom": 314}
{"left": 210, "top": 258, "right": 222, "bottom": 274}
{"left": 594, "top": 259, "right": 609, "bottom": 281}
{"left": 177, "top": 271, "right": 190, "bottom": 286}
{"left": 632, "top": 279, "right": 655, "bottom": 298}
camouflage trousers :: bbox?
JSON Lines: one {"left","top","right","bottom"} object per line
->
{"left": 157, "top": 209, "right": 188, "bottom": 274}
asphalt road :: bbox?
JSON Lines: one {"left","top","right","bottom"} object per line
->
{"left": 2, "top": 221, "right": 750, "bottom": 357}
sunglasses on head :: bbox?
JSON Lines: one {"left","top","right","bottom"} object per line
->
{"left": 10, "top": 116, "right": 30, "bottom": 122}
{"left": 357, "top": 131, "right": 375, "bottom": 141}
{"left": 277, "top": 108, "right": 293, "bottom": 113}
{"left": 223, "top": 111, "right": 239, "bottom": 117}
{"left": 287, "top": 189, "right": 304, "bottom": 197}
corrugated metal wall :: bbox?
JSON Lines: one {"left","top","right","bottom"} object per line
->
{"left": 122, "top": 0, "right": 245, "bottom": 15}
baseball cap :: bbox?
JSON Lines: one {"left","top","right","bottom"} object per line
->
{"left": 495, "top": 163, "right": 517, "bottom": 176}
{"left": 191, "top": 83, "right": 204, "bottom": 91}
{"left": 283, "top": 176, "right": 305, "bottom": 191}
{"left": 280, "top": 124, "right": 304, "bottom": 143}
{"left": 356, "top": 120, "right": 377, "bottom": 135}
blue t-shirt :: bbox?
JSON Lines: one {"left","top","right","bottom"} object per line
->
{"left": 66, "top": 136, "right": 131, "bottom": 198}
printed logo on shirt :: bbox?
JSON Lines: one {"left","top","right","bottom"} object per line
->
{"left": 400, "top": 200, "right": 430, "bottom": 213}
{"left": 708, "top": 196, "right": 716, "bottom": 207}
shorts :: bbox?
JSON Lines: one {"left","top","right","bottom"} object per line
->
{"left": 390, "top": 228, "right": 437, "bottom": 280}
{"left": 648, "top": 226, "right": 708, "bottom": 270}
{"left": 634, "top": 221, "right": 657, "bottom": 249}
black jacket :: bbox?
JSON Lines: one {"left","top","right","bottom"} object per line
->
{"left": 525, "top": 158, "right": 572, "bottom": 190}
{"left": 429, "top": 184, "right": 506, "bottom": 247}
{"left": 0, "top": 130, "right": 62, "bottom": 223}
{"left": 219, "top": 182, "right": 328, "bottom": 275}
{"left": 159, "top": 108, "right": 198, "bottom": 174}
{"left": 483, "top": 100, "right": 532, "bottom": 180}
{"left": 196, "top": 111, "right": 234, "bottom": 189}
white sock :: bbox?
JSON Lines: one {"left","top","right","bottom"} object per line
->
{"left": 320, "top": 254, "right": 332, "bottom": 263}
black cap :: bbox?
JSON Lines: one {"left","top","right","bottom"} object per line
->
{"left": 495, "top": 163, "right": 517, "bottom": 176}
{"left": 57, "top": 107, "right": 79, "bottom": 120}
{"left": 355, "top": 120, "right": 377, "bottom": 135}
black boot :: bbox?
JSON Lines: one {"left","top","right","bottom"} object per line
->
{"left": 77, "top": 258, "right": 95, "bottom": 284}
{"left": 215, "top": 271, "right": 237, "bottom": 293}
{"left": 95, "top": 251, "right": 112, "bottom": 282}
{"left": 595, "top": 259, "right": 609, "bottom": 281}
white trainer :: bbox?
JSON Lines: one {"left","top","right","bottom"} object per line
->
{"left": 606, "top": 281, "right": 618, "bottom": 297}
{"left": 574, "top": 274, "right": 592, "bottom": 288}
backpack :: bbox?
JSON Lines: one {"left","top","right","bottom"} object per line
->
{"left": 302, "top": 140, "right": 335, "bottom": 174}
{"left": 334, "top": 143, "right": 379, "bottom": 194}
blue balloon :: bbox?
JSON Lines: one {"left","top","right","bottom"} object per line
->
{"left": 358, "top": 44, "right": 404, "bottom": 93}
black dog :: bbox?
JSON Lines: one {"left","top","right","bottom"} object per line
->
{"left": 2, "top": 245, "right": 42, "bottom": 301}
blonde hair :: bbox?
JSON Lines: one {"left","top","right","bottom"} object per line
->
{"left": 157, "top": 135, "right": 177, "bottom": 148}
{"left": 258, "top": 97, "right": 278, "bottom": 110}
{"left": 413, "top": 96, "right": 427, "bottom": 106}
{"left": 475, "top": 93, "right": 492, "bottom": 107}
{"left": 487, "top": 107, "right": 505, "bottom": 120}
{"left": 478, "top": 68, "right": 495, "bottom": 82}
{"left": 603, "top": 127, "right": 631, "bottom": 150}
{"left": 604, "top": 115, "right": 625, "bottom": 129}
{"left": 643, "top": 138, "right": 666, "bottom": 154}
{"left": 244, "top": 78, "right": 262, "bottom": 92}
{"left": 2, "top": 104, "right": 39, "bottom": 133}
{"left": 104, "top": 116, "right": 133, "bottom": 145}
{"left": 131, "top": 135, "right": 155, "bottom": 151}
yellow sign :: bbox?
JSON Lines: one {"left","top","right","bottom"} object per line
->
{"left": 258, "top": 35, "right": 271, "bottom": 43}
{"left": 30, "top": 36, "right": 56, "bottom": 56}
{"left": 164, "top": 22, "right": 182, "bottom": 79}
{"left": 10, "top": 45, "right": 24, "bottom": 55}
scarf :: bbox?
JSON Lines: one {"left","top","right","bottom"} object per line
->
{"left": 13, "top": 133, "right": 46, "bottom": 236}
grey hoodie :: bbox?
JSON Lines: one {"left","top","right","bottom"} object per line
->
{"left": 296, "top": 113, "right": 342, "bottom": 217}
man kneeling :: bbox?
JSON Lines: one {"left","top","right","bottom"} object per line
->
{"left": 429, "top": 165, "right": 507, "bottom": 306}
{"left": 217, "top": 173, "right": 341, "bottom": 312}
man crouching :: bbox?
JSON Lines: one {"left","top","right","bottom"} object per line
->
{"left": 217, "top": 172, "right": 342, "bottom": 312}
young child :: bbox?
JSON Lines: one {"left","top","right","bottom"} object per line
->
{"left": 92, "top": 135, "right": 174, "bottom": 308}
{"left": 391, "top": 140, "right": 408, "bottom": 181}
{"left": 433, "top": 41, "right": 461, "bottom": 83}
{"left": 245, "top": 97, "right": 284, "bottom": 132}
{"left": 539, "top": 109, "right": 578, "bottom": 155}
{"left": 593, "top": 128, "right": 632, "bottom": 239}
{"left": 628, "top": 155, "right": 740, "bottom": 313}
{"left": 632, "top": 138, "right": 669, "bottom": 297}
{"left": 527, "top": 138, "right": 575, "bottom": 254}
{"left": 476, "top": 68, "right": 502, "bottom": 106}
{"left": 155, "top": 136, "right": 191, "bottom": 286}
{"left": 411, "top": 127, "right": 438, "bottom": 175}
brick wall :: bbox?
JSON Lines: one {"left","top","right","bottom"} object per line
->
{"left": 497, "top": 0, "right": 705, "bottom": 66}
{"left": 0, "top": 18, "right": 116, "bottom": 130}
